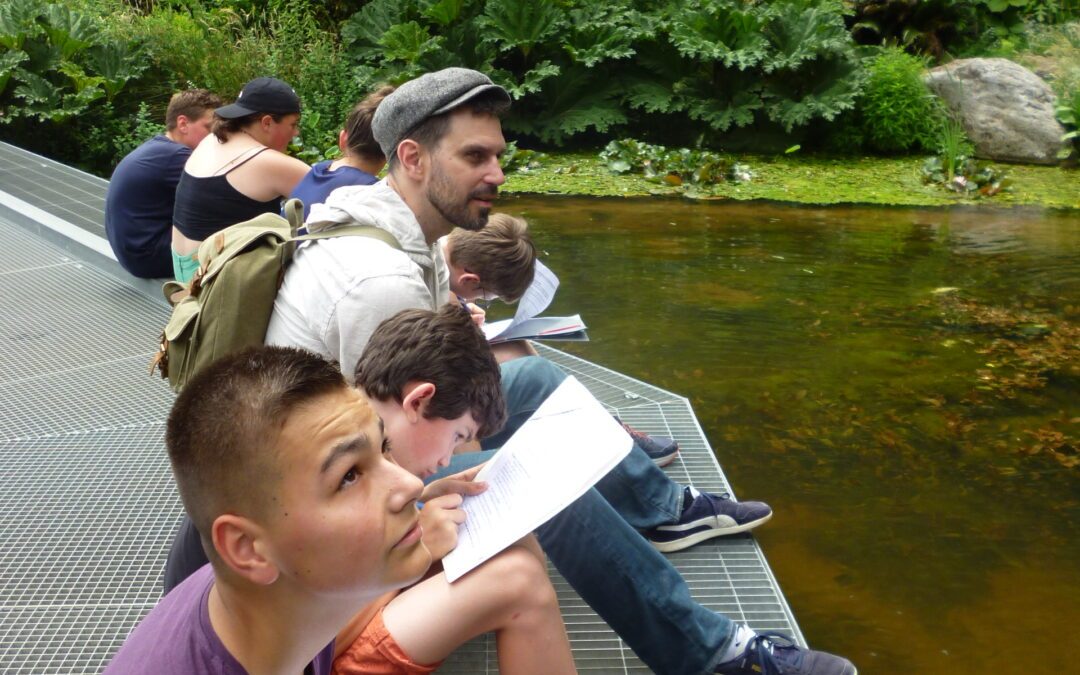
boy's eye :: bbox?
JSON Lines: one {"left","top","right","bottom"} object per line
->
{"left": 382, "top": 437, "right": 392, "bottom": 455}
{"left": 339, "top": 467, "right": 358, "bottom": 490}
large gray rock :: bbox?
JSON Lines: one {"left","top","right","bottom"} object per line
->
{"left": 924, "top": 58, "right": 1064, "bottom": 165}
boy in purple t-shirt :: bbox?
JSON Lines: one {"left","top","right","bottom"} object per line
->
{"left": 104, "top": 347, "right": 432, "bottom": 674}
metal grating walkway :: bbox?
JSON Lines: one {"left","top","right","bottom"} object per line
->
{"left": 0, "top": 141, "right": 802, "bottom": 674}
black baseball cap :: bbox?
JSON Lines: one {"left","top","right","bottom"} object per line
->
{"left": 215, "top": 77, "right": 301, "bottom": 119}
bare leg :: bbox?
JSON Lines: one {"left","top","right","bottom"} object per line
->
{"left": 491, "top": 339, "right": 538, "bottom": 364}
{"left": 381, "top": 538, "right": 575, "bottom": 675}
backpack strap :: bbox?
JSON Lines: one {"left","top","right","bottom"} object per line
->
{"left": 293, "top": 224, "right": 403, "bottom": 251}
{"left": 282, "top": 197, "right": 304, "bottom": 232}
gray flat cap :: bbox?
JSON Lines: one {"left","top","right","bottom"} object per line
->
{"left": 372, "top": 67, "right": 511, "bottom": 159}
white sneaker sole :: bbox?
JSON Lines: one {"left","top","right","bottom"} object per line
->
{"left": 652, "top": 450, "right": 680, "bottom": 467}
{"left": 649, "top": 511, "right": 773, "bottom": 553}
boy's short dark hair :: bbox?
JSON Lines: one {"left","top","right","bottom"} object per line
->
{"left": 165, "top": 89, "right": 222, "bottom": 131}
{"left": 166, "top": 346, "right": 346, "bottom": 554}
{"left": 356, "top": 305, "right": 506, "bottom": 438}
{"left": 448, "top": 214, "right": 537, "bottom": 302}
{"left": 344, "top": 85, "right": 395, "bottom": 161}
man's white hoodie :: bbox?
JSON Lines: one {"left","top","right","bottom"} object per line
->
{"left": 266, "top": 180, "right": 450, "bottom": 382}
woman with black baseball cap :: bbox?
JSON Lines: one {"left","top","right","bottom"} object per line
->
{"left": 170, "top": 76, "right": 312, "bottom": 282}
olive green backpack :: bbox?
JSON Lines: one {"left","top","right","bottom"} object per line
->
{"left": 151, "top": 198, "right": 401, "bottom": 392}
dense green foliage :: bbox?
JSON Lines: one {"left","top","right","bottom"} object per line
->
{"left": 0, "top": 0, "right": 1076, "bottom": 180}
{"left": 847, "top": 0, "right": 1079, "bottom": 58}
{"left": 338, "top": 0, "right": 867, "bottom": 147}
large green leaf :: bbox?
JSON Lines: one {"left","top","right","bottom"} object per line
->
{"left": 684, "top": 87, "right": 762, "bottom": 132}
{"left": 624, "top": 78, "right": 680, "bottom": 114}
{"left": 341, "top": 0, "right": 417, "bottom": 61}
{"left": 40, "top": 4, "right": 100, "bottom": 60}
{"left": 422, "top": 0, "right": 465, "bottom": 26}
{"left": 665, "top": 0, "right": 771, "bottom": 71}
{"left": 763, "top": 56, "right": 864, "bottom": 131}
{"left": 87, "top": 42, "right": 146, "bottom": 99}
{"left": 0, "top": 0, "right": 43, "bottom": 51}
{"left": 436, "top": 21, "right": 497, "bottom": 70}
{"left": 379, "top": 21, "right": 444, "bottom": 63}
{"left": 764, "top": 0, "right": 854, "bottom": 73}
{"left": 498, "top": 60, "right": 560, "bottom": 100}
{"left": 563, "top": 3, "right": 651, "bottom": 67}
{"left": 505, "top": 66, "right": 627, "bottom": 145}
{"left": 0, "top": 49, "right": 28, "bottom": 95}
{"left": 480, "top": 0, "right": 566, "bottom": 59}
{"left": 12, "top": 67, "right": 60, "bottom": 113}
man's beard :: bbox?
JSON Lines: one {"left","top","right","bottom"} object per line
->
{"left": 427, "top": 162, "right": 496, "bottom": 231}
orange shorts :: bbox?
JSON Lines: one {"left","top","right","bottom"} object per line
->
{"left": 332, "top": 606, "right": 443, "bottom": 675}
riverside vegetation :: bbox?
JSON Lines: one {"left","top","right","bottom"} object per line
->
{"left": 0, "top": 0, "right": 1077, "bottom": 207}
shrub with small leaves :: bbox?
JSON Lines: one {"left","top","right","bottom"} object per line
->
{"left": 857, "top": 46, "right": 944, "bottom": 153}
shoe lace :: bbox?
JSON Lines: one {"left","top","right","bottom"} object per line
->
{"left": 739, "top": 633, "right": 801, "bottom": 675}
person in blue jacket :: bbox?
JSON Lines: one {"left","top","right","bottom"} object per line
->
{"left": 291, "top": 85, "right": 396, "bottom": 220}
{"left": 104, "top": 90, "right": 221, "bottom": 278}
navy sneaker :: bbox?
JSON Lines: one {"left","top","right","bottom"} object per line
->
{"left": 715, "top": 632, "right": 856, "bottom": 675}
{"left": 646, "top": 487, "right": 772, "bottom": 552}
{"left": 617, "top": 418, "right": 680, "bottom": 467}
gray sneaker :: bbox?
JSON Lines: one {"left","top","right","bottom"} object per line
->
{"left": 715, "top": 633, "right": 856, "bottom": 675}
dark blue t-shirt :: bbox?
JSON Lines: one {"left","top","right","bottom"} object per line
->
{"left": 290, "top": 160, "right": 377, "bottom": 219}
{"left": 104, "top": 135, "right": 190, "bottom": 278}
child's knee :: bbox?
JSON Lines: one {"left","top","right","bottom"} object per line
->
{"left": 489, "top": 545, "right": 557, "bottom": 609}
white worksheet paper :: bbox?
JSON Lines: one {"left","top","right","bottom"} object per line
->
{"left": 442, "top": 376, "right": 632, "bottom": 582}
{"left": 481, "top": 261, "right": 566, "bottom": 342}
{"left": 514, "top": 260, "right": 558, "bottom": 322}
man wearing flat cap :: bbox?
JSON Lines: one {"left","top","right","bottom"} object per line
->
{"left": 254, "top": 68, "right": 853, "bottom": 675}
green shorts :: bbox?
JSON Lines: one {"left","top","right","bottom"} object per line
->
{"left": 171, "top": 248, "right": 199, "bottom": 283}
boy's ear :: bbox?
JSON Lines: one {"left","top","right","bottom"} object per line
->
{"left": 338, "top": 129, "right": 348, "bottom": 155}
{"left": 175, "top": 114, "right": 191, "bottom": 135}
{"left": 401, "top": 381, "right": 436, "bottom": 423}
{"left": 459, "top": 272, "right": 482, "bottom": 292}
{"left": 210, "top": 514, "right": 280, "bottom": 586}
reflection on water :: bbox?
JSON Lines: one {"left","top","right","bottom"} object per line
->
{"left": 500, "top": 197, "right": 1079, "bottom": 675}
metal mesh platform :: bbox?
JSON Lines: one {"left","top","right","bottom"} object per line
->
{"left": 0, "top": 141, "right": 801, "bottom": 674}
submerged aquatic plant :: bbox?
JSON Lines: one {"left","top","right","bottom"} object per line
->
{"left": 930, "top": 293, "right": 1079, "bottom": 469}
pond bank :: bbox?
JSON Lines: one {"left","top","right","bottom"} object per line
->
{"left": 502, "top": 153, "right": 1080, "bottom": 210}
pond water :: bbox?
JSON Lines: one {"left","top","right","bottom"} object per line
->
{"left": 499, "top": 196, "right": 1079, "bottom": 675}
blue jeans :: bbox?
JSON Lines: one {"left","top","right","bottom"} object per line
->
{"left": 438, "top": 356, "right": 735, "bottom": 674}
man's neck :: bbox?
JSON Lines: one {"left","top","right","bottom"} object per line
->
{"left": 386, "top": 174, "right": 452, "bottom": 247}
{"left": 164, "top": 129, "right": 182, "bottom": 144}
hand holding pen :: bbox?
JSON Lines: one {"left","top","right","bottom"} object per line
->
{"left": 457, "top": 294, "right": 486, "bottom": 327}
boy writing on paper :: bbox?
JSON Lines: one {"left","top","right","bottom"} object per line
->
{"left": 158, "top": 317, "right": 576, "bottom": 675}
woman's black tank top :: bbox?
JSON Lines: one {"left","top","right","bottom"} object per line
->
{"left": 172, "top": 147, "right": 282, "bottom": 241}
